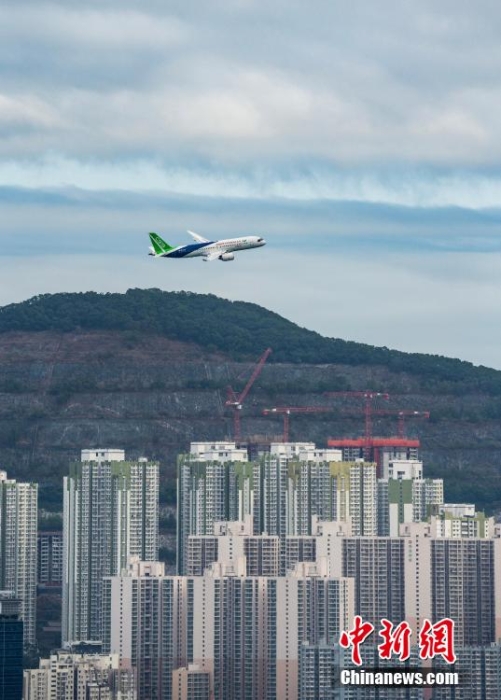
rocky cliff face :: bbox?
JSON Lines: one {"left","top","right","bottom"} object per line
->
{"left": 1, "top": 330, "right": 500, "bottom": 513}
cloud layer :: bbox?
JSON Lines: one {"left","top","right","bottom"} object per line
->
{"left": 1, "top": 1, "right": 501, "bottom": 368}
{"left": 2, "top": 1, "right": 501, "bottom": 165}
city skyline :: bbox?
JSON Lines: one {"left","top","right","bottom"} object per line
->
{"left": 15, "top": 439, "right": 501, "bottom": 698}
{"left": 4, "top": 3, "right": 501, "bottom": 694}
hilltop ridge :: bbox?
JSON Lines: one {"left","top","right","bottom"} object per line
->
{"left": 0, "top": 289, "right": 500, "bottom": 513}
{"left": 0, "top": 288, "right": 500, "bottom": 388}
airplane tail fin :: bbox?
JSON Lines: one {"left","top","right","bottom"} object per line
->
{"left": 149, "top": 232, "right": 175, "bottom": 256}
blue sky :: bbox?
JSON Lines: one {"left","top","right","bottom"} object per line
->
{"left": 2, "top": 0, "right": 501, "bottom": 367}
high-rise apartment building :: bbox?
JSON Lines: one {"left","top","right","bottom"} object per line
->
{"left": 285, "top": 536, "right": 317, "bottom": 574}
{"left": 0, "top": 593, "right": 23, "bottom": 700}
{"left": 431, "top": 538, "right": 498, "bottom": 646}
{"left": 172, "top": 665, "right": 211, "bottom": 700}
{"left": 286, "top": 451, "right": 342, "bottom": 536}
{"left": 430, "top": 504, "right": 493, "bottom": 538}
{"left": 252, "top": 450, "right": 289, "bottom": 542}
{"left": 335, "top": 646, "right": 425, "bottom": 700}
{"left": 400, "top": 522, "right": 501, "bottom": 644}
{"left": 299, "top": 642, "right": 339, "bottom": 700}
{"left": 432, "top": 643, "right": 501, "bottom": 700}
{"left": 328, "top": 462, "right": 377, "bottom": 536}
{"left": 177, "top": 443, "right": 252, "bottom": 574}
{"left": 104, "top": 556, "right": 354, "bottom": 700}
{"left": 178, "top": 442, "right": 372, "bottom": 573}
{"left": 286, "top": 460, "right": 377, "bottom": 538}
{"left": 103, "top": 559, "right": 192, "bottom": 700}
{"left": 62, "top": 450, "right": 158, "bottom": 644}
{"left": 38, "top": 531, "right": 63, "bottom": 587}
{"left": 173, "top": 435, "right": 501, "bottom": 697}
{"left": 299, "top": 642, "right": 425, "bottom": 700}
{"left": 377, "top": 468, "right": 444, "bottom": 536}
{"left": 300, "top": 519, "right": 501, "bottom": 645}
{"left": 23, "top": 650, "right": 136, "bottom": 700}
{"left": 342, "top": 537, "right": 406, "bottom": 629}
{"left": 192, "top": 560, "right": 354, "bottom": 700}
{"left": 186, "top": 516, "right": 280, "bottom": 576}
{"left": 0, "top": 471, "right": 38, "bottom": 647}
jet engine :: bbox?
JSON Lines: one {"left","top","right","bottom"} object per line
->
{"left": 219, "top": 253, "right": 235, "bottom": 261}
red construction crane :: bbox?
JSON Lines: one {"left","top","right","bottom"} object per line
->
{"left": 327, "top": 405, "right": 429, "bottom": 475}
{"left": 262, "top": 406, "right": 332, "bottom": 442}
{"left": 396, "top": 410, "right": 430, "bottom": 437}
{"left": 324, "top": 391, "right": 389, "bottom": 458}
{"left": 225, "top": 348, "right": 272, "bottom": 443}
{"left": 338, "top": 408, "right": 431, "bottom": 438}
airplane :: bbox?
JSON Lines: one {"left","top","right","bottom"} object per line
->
{"left": 148, "top": 230, "right": 266, "bottom": 262}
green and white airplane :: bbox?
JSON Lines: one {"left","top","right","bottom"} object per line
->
{"left": 148, "top": 230, "right": 266, "bottom": 262}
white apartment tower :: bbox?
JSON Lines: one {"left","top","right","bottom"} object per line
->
{"left": 377, "top": 470, "right": 444, "bottom": 536}
{"left": 104, "top": 557, "right": 354, "bottom": 700}
{"left": 192, "top": 560, "right": 354, "bottom": 700}
{"left": 178, "top": 442, "right": 364, "bottom": 573}
{"left": 186, "top": 516, "right": 280, "bottom": 577}
{"left": 103, "top": 559, "right": 192, "bottom": 700}
{"left": 326, "top": 461, "right": 378, "bottom": 536}
{"left": 177, "top": 443, "right": 253, "bottom": 574}
{"left": 23, "top": 650, "right": 136, "bottom": 700}
{"left": 0, "top": 470, "right": 38, "bottom": 647}
{"left": 62, "top": 450, "right": 159, "bottom": 644}
{"left": 172, "top": 665, "right": 211, "bottom": 700}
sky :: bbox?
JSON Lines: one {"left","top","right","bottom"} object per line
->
{"left": 2, "top": 0, "right": 501, "bottom": 368}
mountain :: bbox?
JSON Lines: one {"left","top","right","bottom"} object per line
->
{"left": 1, "top": 288, "right": 500, "bottom": 385}
{"left": 0, "top": 288, "right": 500, "bottom": 513}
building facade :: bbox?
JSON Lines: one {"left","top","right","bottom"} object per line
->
{"left": 103, "top": 559, "right": 192, "bottom": 700}
{"left": 178, "top": 442, "right": 375, "bottom": 574}
{"left": 38, "top": 531, "right": 63, "bottom": 587}
{"left": 23, "top": 650, "right": 136, "bottom": 700}
{"left": 0, "top": 593, "right": 23, "bottom": 700}
{"left": 0, "top": 471, "right": 38, "bottom": 647}
{"left": 172, "top": 665, "right": 211, "bottom": 700}
{"left": 186, "top": 516, "right": 280, "bottom": 576}
{"left": 104, "top": 557, "right": 354, "bottom": 700}
{"left": 377, "top": 472, "right": 444, "bottom": 537}
{"left": 62, "top": 450, "right": 159, "bottom": 644}
{"left": 177, "top": 444, "right": 253, "bottom": 574}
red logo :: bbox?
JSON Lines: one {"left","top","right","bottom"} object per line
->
{"left": 339, "top": 617, "right": 456, "bottom": 666}
{"left": 339, "top": 615, "right": 375, "bottom": 666}
{"left": 378, "top": 619, "right": 412, "bottom": 662}
{"left": 419, "top": 618, "right": 456, "bottom": 664}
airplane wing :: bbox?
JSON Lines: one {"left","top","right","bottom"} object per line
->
{"left": 202, "top": 251, "right": 221, "bottom": 262}
{"left": 187, "top": 230, "right": 210, "bottom": 243}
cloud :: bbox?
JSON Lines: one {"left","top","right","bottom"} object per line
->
{"left": 2, "top": 1, "right": 501, "bottom": 164}
{"left": 3, "top": 163, "right": 501, "bottom": 211}
{"left": 1, "top": 0, "right": 501, "bottom": 371}
{"left": 1, "top": 183, "right": 501, "bottom": 271}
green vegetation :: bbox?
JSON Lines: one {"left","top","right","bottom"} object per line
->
{"left": 39, "top": 513, "right": 63, "bottom": 530}
{"left": 1, "top": 289, "right": 501, "bottom": 515}
{"left": 1, "top": 289, "right": 501, "bottom": 390}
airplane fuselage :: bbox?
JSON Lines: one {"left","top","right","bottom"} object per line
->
{"left": 159, "top": 236, "right": 265, "bottom": 259}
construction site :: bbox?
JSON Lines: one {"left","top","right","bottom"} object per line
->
{"left": 225, "top": 347, "right": 430, "bottom": 477}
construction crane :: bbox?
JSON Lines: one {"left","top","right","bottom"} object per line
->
{"left": 262, "top": 406, "right": 333, "bottom": 442}
{"left": 225, "top": 348, "right": 272, "bottom": 443}
{"left": 337, "top": 407, "right": 431, "bottom": 438}
{"left": 324, "top": 391, "right": 390, "bottom": 458}
{"left": 396, "top": 410, "right": 430, "bottom": 437}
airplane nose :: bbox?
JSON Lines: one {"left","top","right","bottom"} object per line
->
{"left": 258, "top": 238, "right": 266, "bottom": 245}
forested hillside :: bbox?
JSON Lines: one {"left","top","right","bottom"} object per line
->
{"left": 1, "top": 288, "right": 500, "bottom": 389}
{"left": 0, "top": 289, "right": 500, "bottom": 515}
